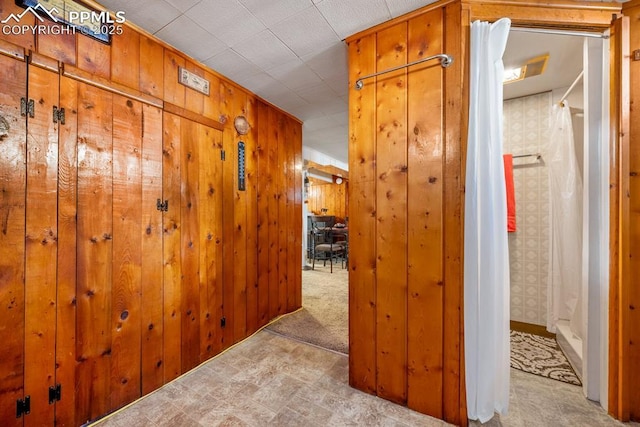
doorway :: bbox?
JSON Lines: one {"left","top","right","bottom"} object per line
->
{"left": 265, "top": 156, "right": 350, "bottom": 354}
{"left": 502, "top": 27, "right": 610, "bottom": 410}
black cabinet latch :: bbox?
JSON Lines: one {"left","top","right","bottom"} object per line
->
{"left": 49, "top": 384, "right": 62, "bottom": 404}
{"left": 156, "top": 199, "right": 168, "bottom": 212}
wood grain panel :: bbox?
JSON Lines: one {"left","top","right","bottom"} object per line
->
{"left": 77, "top": 34, "right": 111, "bottom": 80}
{"left": 139, "top": 35, "right": 164, "bottom": 98}
{"left": 162, "top": 112, "right": 182, "bottom": 382}
{"left": 256, "top": 101, "right": 271, "bottom": 327}
{"left": 245, "top": 95, "right": 260, "bottom": 332}
{"left": 375, "top": 22, "right": 408, "bottom": 405}
{"left": 277, "top": 114, "right": 289, "bottom": 315}
{"left": 406, "top": 10, "right": 445, "bottom": 418}
{"left": 307, "top": 182, "right": 347, "bottom": 219}
{"left": 347, "top": 34, "right": 377, "bottom": 395}
{"left": 180, "top": 118, "right": 201, "bottom": 373}
{"left": 111, "top": 27, "right": 140, "bottom": 91}
{"left": 292, "top": 119, "right": 303, "bottom": 309}
{"left": 24, "top": 64, "right": 59, "bottom": 427}
{"left": 220, "top": 81, "right": 236, "bottom": 347}
{"left": 185, "top": 61, "right": 205, "bottom": 116}
{"left": 199, "top": 124, "right": 224, "bottom": 359}
{"left": 203, "top": 71, "right": 222, "bottom": 122}
{"left": 140, "top": 104, "right": 164, "bottom": 394}
{"left": 36, "top": 21, "right": 76, "bottom": 65}
{"left": 609, "top": 14, "right": 631, "bottom": 421}
{"left": 233, "top": 92, "right": 248, "bottom": 341}
{"left": 110, "top": 94, "right": 143, "bottom": 409}
{"left": 164, "top": 51, "right": 186, "bottom": 109}
{"left": 267, "top": 108, "right": 280, "bottom": 319}
{"left": 623, "top": 2, "right": 640, "bottom": 419}
{"left": 56, "top": 75, "right": 79, "bottom": 426}
{"left": 286, "top": 116, "right": 297, "bottom": 312}
{"left": 76, "top": 82, "right": 113, "bottom": 422}
{"left": 0, "top": 53, "right": 26, "bottom": 426}
{"left": 443, "top": 3, "right": 466, "bottom": 423}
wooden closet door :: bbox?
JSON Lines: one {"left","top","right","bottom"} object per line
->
{"left": 55, "top": 75, "right": 79, "bottom": 427}
{"left": 24, "top": 64, "right": 59, "bottom": 427}
{"left": 197, "top": 122, "right": 224, "bottom": 361}
{"left": 0, "top": 53, "right": 27, "bottom": 427}
{"left": 75, "top": 81, "right": 114, "bottom": 423}
{"left": 140, "top": 104, "right": 164, "bottom": 395}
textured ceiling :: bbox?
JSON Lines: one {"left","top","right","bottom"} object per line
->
{"left": 96, "top": 0, "right": 440, "bottom": 165}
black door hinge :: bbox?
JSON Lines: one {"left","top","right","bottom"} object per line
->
{"left": 49, "top": 384, "right": 61, "bottom": 404}
{"left": 53, "top": 106, "right": 65, "bottom": 124}
{"left": 156, "top": 199, "right": 168, "bottom": 212}
{"left": 16, "top": 396, "right": 30, "bottom": 418}
{"left": 220, "top": 317, "right": 226, "bottom": 328}
{"left": 26, "top": 99, "right": 35, "bottom": 118}
{"left": 221, "top": 150, "right": 226, "bottom": 161}
{"left": 20, "top": 98, "right": 27, "bottom": 117}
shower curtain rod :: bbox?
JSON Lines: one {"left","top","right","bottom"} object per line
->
{"left": 354, "top": 53, "right": 453, "bottom": 90}
{"left": 509, "top": 27, "right": 608, "bottom": 39}
{"left": 559, "top": 71, "right": 584, "bottom": 105}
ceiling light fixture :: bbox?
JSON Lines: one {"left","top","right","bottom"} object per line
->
{"left": 503, "top": 53, "right": 549, "bottom": 85}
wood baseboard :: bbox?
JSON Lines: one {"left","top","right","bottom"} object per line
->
{"left": 510, "top": 320, "right": 555, "bottom": 339}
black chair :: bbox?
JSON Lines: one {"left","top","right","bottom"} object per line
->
{"left": 311, "top": 223, "right": 344, "bottom": 273}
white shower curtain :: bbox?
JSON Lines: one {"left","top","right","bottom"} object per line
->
{"left": 464, "top": 18, "right": 511, "bottom": 423}
{"left": 547, "top": 101, "right": 583, "bottom": 338}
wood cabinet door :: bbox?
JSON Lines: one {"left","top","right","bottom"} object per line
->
{"left": 24, "top": 64, "right": 60, "bottom": 427}
{"left": 0, "top": 53, "right": 27, "bottom": 427}
{"left": 162, "top": 113, "right": 224, "bottom": 379}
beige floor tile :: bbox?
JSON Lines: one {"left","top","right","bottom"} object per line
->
{"left": 92, "top": 330, "right": 635, "bottom": 427}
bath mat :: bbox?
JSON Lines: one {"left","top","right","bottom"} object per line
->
{"left": 510, "top": 330, "right": 582, "bottom": 386}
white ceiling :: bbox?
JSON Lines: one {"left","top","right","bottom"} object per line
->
{"left": 503, "top": 31, "right": 586, "bottom": 101}
{"left": 95, "top": 1, "right": 608, "bottom": 166}
{"left": 96, "top": 0, "right": 440, "bottom": 165}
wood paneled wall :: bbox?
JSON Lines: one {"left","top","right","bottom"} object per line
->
{"left": 0, "top": 0, "right": 302, "bottom": 424}
{"left": 306, "top": 181, "right": 348, "bottom": 220}
{"left": 346, "top": 4, "right": 466, "bottom": 425}
{"left": 347, "top": 1, "right": 631, "bottom": 426}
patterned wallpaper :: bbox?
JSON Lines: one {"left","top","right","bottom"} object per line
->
{"left": 504, "top": 92, "right": 551, "bottom": 326}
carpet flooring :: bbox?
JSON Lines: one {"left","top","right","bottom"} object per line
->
{"left": 265, "top": 263, "right": 348, "bottom": 354}
{"left": 510, "top": 330, "right": 582, "bottom": 386}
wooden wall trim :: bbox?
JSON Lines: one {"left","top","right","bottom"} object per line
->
{"left": 621, "top": 1, "right": 640, "bottom": 420}
{"left": 609, "top": 14, "right": 632, "bottom": 421}
{"left": 29, "top": 52, "right": 59, "bottom": 73}
{"left": 164, "top": 102, "right": 224, "bottom": 131}
{"left": 61, "top": 63, "right": 163, "bottom": 108}
{"left": 466, "top": 0, "right": 621, "bottom": 28}
{"left": 0, "top": 38, "right": 25, "bottom": 60}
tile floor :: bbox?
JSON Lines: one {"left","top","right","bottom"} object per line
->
{"left": 94, "top": 330, "right": 635, "bottom": 427}
{"left": 94, "top": 330, "right": 449, "bottom": 427}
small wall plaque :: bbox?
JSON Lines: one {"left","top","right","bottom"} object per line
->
{"left": 178, "top": 67, "right": 210, "bottom": 96}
